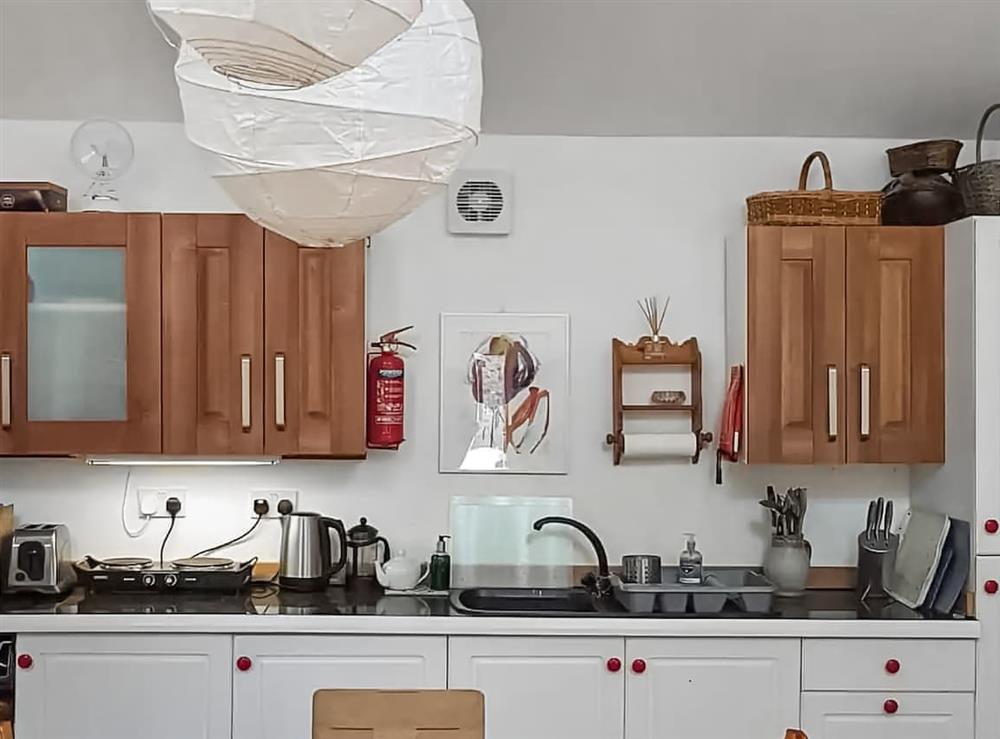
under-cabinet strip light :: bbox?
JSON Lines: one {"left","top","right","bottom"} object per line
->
{"left": 84, "top": 456, "right": 280, "bottom": 467}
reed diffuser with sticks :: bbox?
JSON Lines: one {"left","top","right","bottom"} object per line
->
{"left": 638, "top": 296, "right": 670, "bottom": 340}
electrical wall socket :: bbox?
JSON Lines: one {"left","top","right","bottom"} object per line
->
{"left": 136, "top": 488, "right": 187, "bottom": 518}
{"left": 250, "top": 490, "right": 298, "bottom": 519}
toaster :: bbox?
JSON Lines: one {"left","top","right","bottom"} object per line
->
{"left": 7, "top": 524, "right": 75, "bottom": 595}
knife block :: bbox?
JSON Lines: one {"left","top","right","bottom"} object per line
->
{"left": 856, "top": 533, "right": 899, "bottom": 600}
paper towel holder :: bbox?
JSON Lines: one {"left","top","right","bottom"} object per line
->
{"left": 605, "top": 335, "right": 713, "bottom": 465}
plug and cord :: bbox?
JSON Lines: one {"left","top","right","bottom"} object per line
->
{"left": 121, "top": 481, "right": 295, "bottom": 573}
{"left": 188, "top": 496, "right": 294, "bottom": 560}
{"left": 158, "top": 496, "right": 183, "bottom": 567}
{"left": 121, "top": 468, "right": 153, "bottom": 538}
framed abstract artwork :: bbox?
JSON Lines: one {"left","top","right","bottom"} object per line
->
{"left": 439, "top": 313, "right": 569, "bottom": 474}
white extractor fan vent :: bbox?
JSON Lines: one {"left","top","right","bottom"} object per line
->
{"left": 448, "top": 170, "right": 513, "bottom": 235}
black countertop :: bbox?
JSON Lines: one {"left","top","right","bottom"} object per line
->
{"left": 0, "top": 581, "right": 969, "bottom": 621}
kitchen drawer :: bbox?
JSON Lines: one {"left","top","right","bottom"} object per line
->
{"left": 801, "top": 691, "right": 973, "bottom": 739}
{"left": 802, "top": 639, "right": 974, "bottom": 692}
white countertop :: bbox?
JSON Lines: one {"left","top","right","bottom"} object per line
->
{"left": 0, "top": 613, "right": 979, "bottom": 639}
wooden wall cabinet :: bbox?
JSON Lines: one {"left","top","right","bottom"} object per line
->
{"left": 162, "top": 214, "right": 264, "bottom": 455}
{"left": 0, "top": 212, "right": 365, "bottom": 458}
{"left": 0, "top": 213, "right": 162, "bottom": 455}
{"left": 845, "top": 227, "right": 944, "bottom": 463}
{"left": 729, "top": 225, "right": 944, "bottom": 464}
{"left": 264, "top": 231, "right": 366, "bottom": 458}
{"left": 162, "top": 214, "right": 365, "bottom": 458}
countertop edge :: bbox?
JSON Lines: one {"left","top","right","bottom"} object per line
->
{"left": 0, "top": 614, "right": 980, "bottom": 639}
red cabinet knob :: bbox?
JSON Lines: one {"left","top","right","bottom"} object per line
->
{"left": 885, "top": 659, "right": 900, "bottom": 674}
{"left": 236, "top": 656, "right": 253, "bottom": 672}
{"left": 986, "top": 519, "right": 999, "bottom": 534}
{"left": 16, "top": 654, "right": 32, "bottom": 670}
{"left": 883, "top": 699, "right": 899, "bottom": 714}
{"left": 631, "top": 658, "right": 646, "bottom": 674}
{"left": 986, "top": 580, "right": 999, "bottom": 595}
{"left": 606, "top": 657, "right": 622, "bottom": 673}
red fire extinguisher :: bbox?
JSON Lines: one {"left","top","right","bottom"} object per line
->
{"left": 367, "top": 326, "right": 416, "bottom": 450}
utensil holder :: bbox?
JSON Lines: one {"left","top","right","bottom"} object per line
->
{"left": 620, "top": 554, "right": 662, "bottom": 584}
{"left": 763, "top": 535, "right": 811, "bottom": 597}
{"left": 856, "top": 533, "right": 899, "bottom": 600}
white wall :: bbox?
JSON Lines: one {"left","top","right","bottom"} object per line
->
{"left": 2, "top": 119, "right": 955, "bottom": 568}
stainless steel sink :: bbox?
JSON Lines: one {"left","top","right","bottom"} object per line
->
{"left": 450, "top": 587, "right": 600, "bottom": 615}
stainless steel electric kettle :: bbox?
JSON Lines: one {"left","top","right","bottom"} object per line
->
{"left": 278, "top": 511, "right": 348, "bottom": 592}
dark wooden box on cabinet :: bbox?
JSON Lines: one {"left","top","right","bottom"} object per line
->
{"left": 0, "top": 182, "right": 67, "bottom": 212}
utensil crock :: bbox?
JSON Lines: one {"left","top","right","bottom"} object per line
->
{"left": 763, "top": 536, "right": 812, "bottom": 597}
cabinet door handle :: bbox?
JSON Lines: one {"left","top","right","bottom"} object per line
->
{"left": 274, "top": 353, "right": 286, "bottom": 430}
{"left": 1, "top": 354, "right": 10, "bottom": 429}
{"left": 241, "top": 355, "right": 251, "bottom": 431}
{"left": 827, "top": 365, "right": 838, "bottom": 441}
{"left": 860, "top": 364, "right": 871, "bottom": 440}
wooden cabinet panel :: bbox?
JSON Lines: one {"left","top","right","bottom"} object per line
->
{"left": 801, "top": 692, "right": 973, "bottom": 739}
{"left": 625, "top": 638, "right": 800, "bottom": 739}
{"left": 233, "top": 635, "right": 446, "bottom": 739}
{"left": 264, "top": 232, "right": 366, "bottom": 457}
{"left": 15, "top": 634, "right": 232, "bottom": 739}
{"left": 0, "top": 213, "right": 161, "bottom": 454}
{"left": 162, "top": 214, "right": 264, "bottom": 454}
{"left": 846, "top": 227, "right": 944, "bottom": 463}
{"left": 747, "top": 226, "right": 845, "bottom": 463}
{"left": 448, "top": 636, "right": 624, "bottom": 739}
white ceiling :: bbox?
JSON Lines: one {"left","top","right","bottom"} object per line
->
{"left": 2, "top": 0, "right": 999, "bottom": 138}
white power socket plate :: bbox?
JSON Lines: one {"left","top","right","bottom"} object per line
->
{"left": 136, "top": 488, "right": 187, "bottom": 519}
{"left": 250, "top": 490, "right": 298, "bottom": 519}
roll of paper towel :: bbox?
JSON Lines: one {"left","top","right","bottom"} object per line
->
{"left": 621, "top": 433, "right": 697, "bottom": 460}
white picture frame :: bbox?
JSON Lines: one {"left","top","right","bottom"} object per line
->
{"left": 439, "top": 313, "right": 569, "bottom": 474}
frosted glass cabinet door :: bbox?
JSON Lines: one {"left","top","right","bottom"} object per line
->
{"left": 27, "top": 247, "right": 127, "bottom": 421}
{"left": 0, "top": 213, "right": 162, "bottom": 454}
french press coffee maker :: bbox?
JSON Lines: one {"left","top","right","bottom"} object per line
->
{"left": 345, "top": 517, "right": 391, "bottom": 582}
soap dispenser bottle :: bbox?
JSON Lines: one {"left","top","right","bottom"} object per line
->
{"left": 429, "top": 535, "right": 451, "bottom": 590}
{"left": 678, "top": 533, "right": 703, "bottom": 584}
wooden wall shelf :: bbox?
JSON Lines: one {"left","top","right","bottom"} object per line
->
{"left": 606, "top": 335, "right": 713, "bottom": 464}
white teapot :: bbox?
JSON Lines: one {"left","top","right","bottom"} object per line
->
{"left": 374, "top": 550, "right": 427, "bottom": 591}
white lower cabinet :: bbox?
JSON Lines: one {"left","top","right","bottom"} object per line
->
{"left": 12, "top": 631, "right": 980, "bottom": 739}
{"left": 448, "top": 636, "right": 625, "bottom": 739}
{"left": 232, "top": 635, "right": 447, "bottom": 739}
{"left": 447, "top": 636, "right": 800, "bottom": 739}
{"left": 801, "top": 692, "right": 975, "bottom": 739}
{"left": 625, "top": 638, "right": 801, "bottom": 739}
{"left": 977, "top": 555, "right": 1000, "bottom": 739}
{"left": 14, "top": 634, "right": 232, "bottom": 739}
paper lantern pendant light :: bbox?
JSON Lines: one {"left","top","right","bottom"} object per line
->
{"left": 149, "top": 0, "right": 482, "bottom": 246}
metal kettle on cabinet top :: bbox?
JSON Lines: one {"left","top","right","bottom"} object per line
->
{"left": 278, "top": 511, "right": 348, "bottom": 592}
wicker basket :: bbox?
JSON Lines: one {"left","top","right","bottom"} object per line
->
{"left": 747, "top": 151, "right": 882, "bottom": 226}
{"left": 886, "top": 139, "right": 963, "bottom": 177}
{"left": 954, "top": 103, "right": 1000, "bottom": 216}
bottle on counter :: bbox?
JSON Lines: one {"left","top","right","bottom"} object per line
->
{"left": 429, "top": 535, "right": 451, "bottom": 591}
{"left": 678, "top": 533, "right": 703, "bottom": 585}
